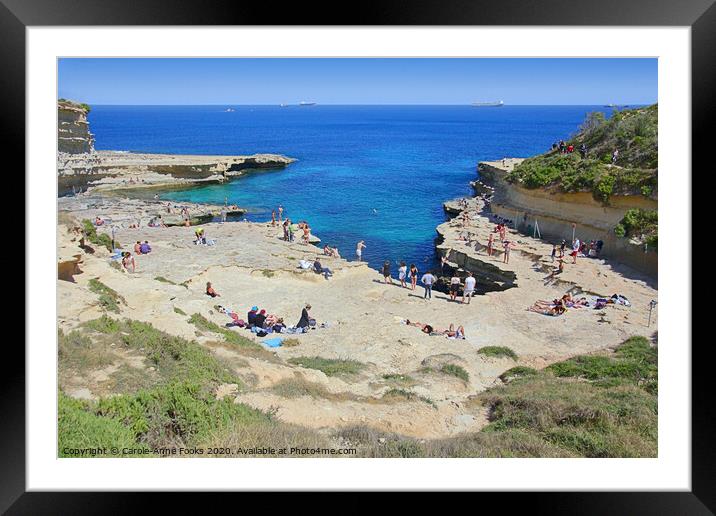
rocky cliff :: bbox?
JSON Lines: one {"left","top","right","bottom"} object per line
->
{"left": 57, "top": 151, "right": 296, "bottom": 196}
{"left": 477, "top": 159, "right": 657, "bottom": 276}
{"left": 56, "top": 99, "right": 296, "bottom": 196}
{"left": 58, "top": 100, "right": 95, "bottom": 154}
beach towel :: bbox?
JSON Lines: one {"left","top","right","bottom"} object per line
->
{"left": 263, "top": 337, "right": 284, "bottom": 348}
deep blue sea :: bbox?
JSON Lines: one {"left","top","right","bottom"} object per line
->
{"left": 89, "top": 105, "right": 610, "bottom": 272}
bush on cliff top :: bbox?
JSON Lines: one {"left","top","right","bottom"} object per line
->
{"left": 614, "top": 208, "right": 658, "bottom": 249}
{"left": 506, "top": 104, "right": 657, "bottom": 205}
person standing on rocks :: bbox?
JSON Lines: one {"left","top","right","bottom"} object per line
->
{"left": 398, "top": 262, "right": 407, "bottom": 288}
{"left": 421, "top": 270, "right": 436, "bottom": 300}
{"left": 449, "top": 273, "right": 461, "bottom": 301}
{"left": 571, "top": 238, "right": 581, "bottom": 264}
{"left": 440, "top": 255, "right": 449, "bottom": 274}
{"left": 409, "top": 264, "right": 419, "bottom": 290}
{"left": 382, "top": 261, "right": 393, "bottom": 284}
{"left": 278, "top": 205, "right": 284, "bottom": 223}
{"left": 462, "top": 272, "right": 476, "bottom": 304}
{"left": 271, "top": 210, "right": 277, "bottom": 227}
{"left": 356, "top": 240, "right": 366, "bottom": 261}
{"left": 503, "top": 241, "right": 514, "bottom": 264}
{"left": 487, "top": 233, "right": 495, "bottom": 257}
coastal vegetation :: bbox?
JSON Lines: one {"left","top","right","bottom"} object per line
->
{"left": 287, "top": 356, "right": 366, "bottom": 377}
{"left": 382, "top": 389, "right": 436, "bottom": 408}
{"left": 87, "top": 279, "right": 125, "bottom": 313}
{"left": 81, "top": 219, "right": 117, "bottom": 251}
{"left": 440, "top": 364, "right": 470, "bottom": 382}
{"left": 506, "top": 104, "right": 657, "bottom": 205}
{"left": 382, "top": 373, "right": 417, "bottom": 387}
{"left": 59, "top": 98, "right": 91, "bottom": 113}
{"left": 58, "top": 317, "right": 656, "bottom": 458}
{"left": 477, "top": 346, "right": 518, "bottom": 360}
{"left": 188, "top": 313, "right": 261, "bottom": 349}
{"left": 614, "top": 208, "right": 658, "bottom": 249}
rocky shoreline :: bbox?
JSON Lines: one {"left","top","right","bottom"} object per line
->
{"left": 58, "top": 150, "right": 296, "bottom": 196}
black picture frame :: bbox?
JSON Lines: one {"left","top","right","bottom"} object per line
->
{"left": 5, "top": 0, "right": 710, "bottom": 512}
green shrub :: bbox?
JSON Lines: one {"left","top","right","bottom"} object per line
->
{"left": 96, "top": 381, "right": 267, "bottom": 448}
{"left": 382, "top": 373, "right": 416, "bottom": 386}
{"left": 440, "top": 364, "right": 470, "bottom": 382}
{"left": 382, "top": 388, "right": 436, "bottom": 408}
{"left": 84, "top": 314, "right": 121, "bottom": 333}
{"left": 499, "top": 366, "right": 538, "bottom": 382}
{"left": 478, "top": 346, "right": 518, "bottom": 360}
{"left": 81, "top": 219, "right": 118, "bottom": 251}
{"left": 58, "top": 392, "right": 147, "bottom": 457}
{"left": 614, "top": 208, "right": 658, "bottom": 249}
{"left": 287, "top": 356, "right": 365, "bottom": 377}
{"left": 83, "top": 317, "right": 241, "bottom": 387}
{"left": 506, "top": 104, "right": 657, "bottom": 205}
{"left": 88, "top": 279, "right": 125, "bottom": 313}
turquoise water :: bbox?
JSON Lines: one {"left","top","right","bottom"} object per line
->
{"left": 89, "top": 105, "right": 609, "bottom": 272}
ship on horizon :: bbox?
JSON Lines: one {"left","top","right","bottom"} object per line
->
{"left": 299, "top": 101, "right": 317, "bottom": 106}
{"left": 471, "top": 100, "right": 504, "bottom": 107}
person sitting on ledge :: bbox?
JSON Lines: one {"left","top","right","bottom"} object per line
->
{"left": 94, "top": 216, "right": 104, "bottom": 226}
{"left": 206, "top": 282, "right": 220, "bottom": 298}
{"left": 314, "top": 258, "right": 333, "bottom": 279}
{"left": 139, "top": 240, "right": 152, "bottom": 254}
{"left": 247, "top": 306, "right": 259, "bottom": 326}
{"left": 296, "top": 304, "right": 313, "bottom": 329}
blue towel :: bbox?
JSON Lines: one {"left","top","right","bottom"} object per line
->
{"left": 263, "top": 337, "right": 284, "bottom": 348}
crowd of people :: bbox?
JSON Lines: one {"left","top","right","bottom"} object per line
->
{"left": 216, "top": 302, "right": 320, "bottom": 337}
{"left": 528, "top": 291, "right": 630, "bottom": 317}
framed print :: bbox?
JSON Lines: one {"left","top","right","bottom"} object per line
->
{"left": 5, "top": 0, "right": 712, "bottom": 511}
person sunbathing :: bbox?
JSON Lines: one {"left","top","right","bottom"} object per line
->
{"left": 405, "top": 320, "right": 434, "bottom": 334}
{"left": 528, "top": 298, "right": 566, "bottom": 316}
{"left": 442, "top": 323, "right": 466, "bottom": 339}
{"left": 528, "top": 304, "right": 564, "bottom": 316}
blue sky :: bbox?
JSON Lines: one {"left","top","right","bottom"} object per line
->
{"left": 58, "top": 58, "right": 657, "bottom": 105}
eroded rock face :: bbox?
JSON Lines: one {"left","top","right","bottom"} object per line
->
{"left": 477, "top": 160, "right": 657, "bottom": 277}
{"left": 58, "top": 100, "right": 95, "bottom": 154}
